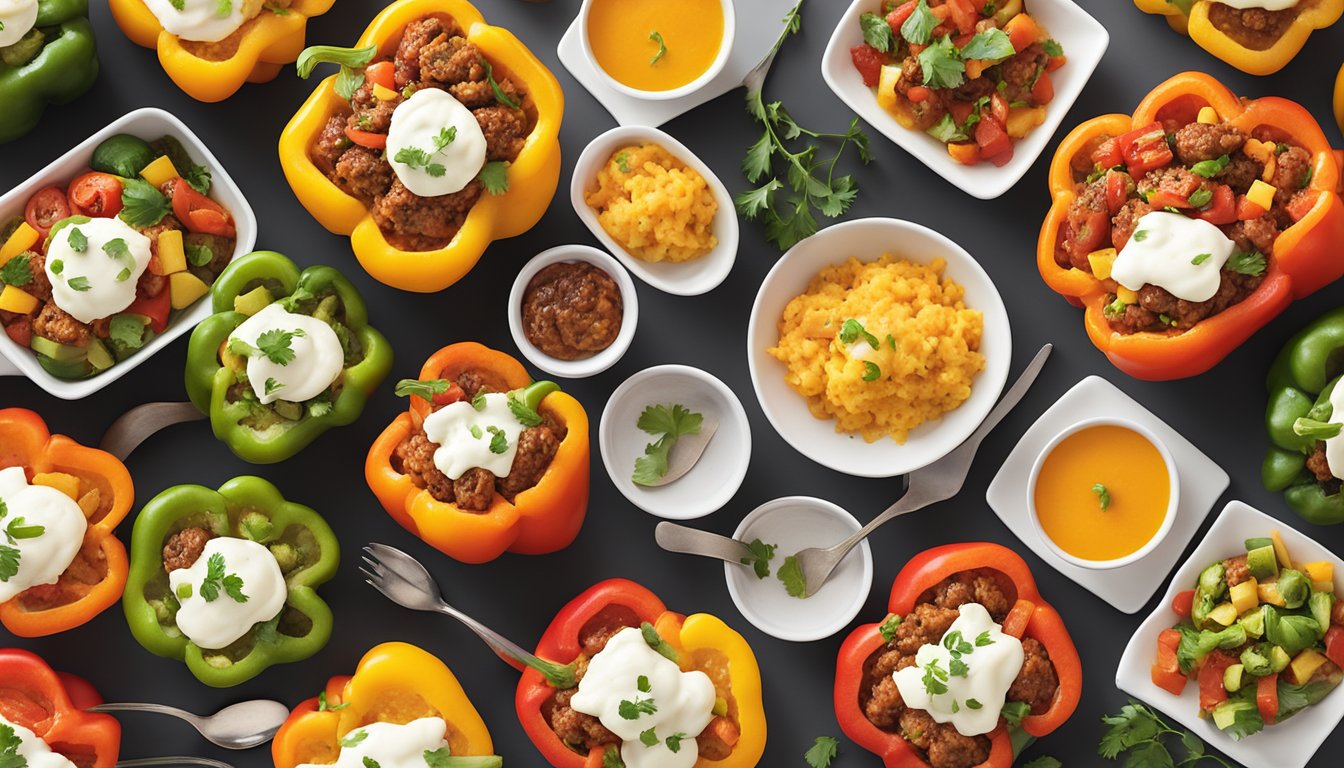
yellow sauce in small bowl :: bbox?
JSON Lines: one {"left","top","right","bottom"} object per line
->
{"left": 584, "top": 0, "right": 726, "bottom": 93}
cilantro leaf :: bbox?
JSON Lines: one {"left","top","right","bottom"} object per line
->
{"left": 637, "top": 675, "right": 650, "bottom": 693}
{"left": 742, "top": 133, "right": 774, "bottom": 183}
{"left": 927, "top": 113, "right": 969, "bottom": 143}
{"left": 734, "top": 179, "right": 782, "bottom": 219}
{"left": 486, "top": 426, "right": 508, "bottom": 454}
{"left": 477, "top": 161, "right": 510, "bottom": 195}
{"left": 507, "top": 391, "right": 544, "bottom": 426}
{"left": 317, "top": 690, "right": 349, "bottom": 712}
{"left": 879, "top": 613, "right": 902, "bottom": 642}
{"left": 68, "top": 227, "right": 88, "bottom": 252}
{"left": 776, "top": 554, "right": 807, "bottom": 598}
{"left": 339, "top": 730, "right": 368, "bottom": 749}
{"left": 394, "top": 378, "right": 450, "bottom": 402}
{"left": 479, "top": 57, "right": 520, "bottom": 109}
{"left": 639, "top": 727, "right": 658, "bottom": 747}
{"left": 67, "top": 276, "right": 92, "bottom": 292}
{"left": 618, "top": 696, "right": 657, "bottom": 720}
{"left": 918, "top": 36, "right": 965, "bottom": 89}
{"left": 860, "top": 12, "right": 894, "bottom": 52}
{"left": 1226, "top": 250, "right": 1266, "bottom": 277}
{"left": 1001, "top": 700, "right": 1032, "bottom": 728}
{"left": 602, "top": 746, "right": 624, "bottom": 768}
{"left": 362, "top": 758, "right": 380, "bottom": 768}
{"left": 184, "top": 165, "right": 212, "bottom": 195}
{"left": 901, "top": 0, "right": 938, "bottom": 45}
{"left": 119, "top": 177, "right": 172, "bottom": 228}
{"left": 199, "top": 552, "right": 226, "bottom": 602}
{"left": 632, "top": 404, "right": 703, "bottom": 486}
{"left": 960, "top": 28, "right": 1015, "bottom": 61}
{"left": 740, "top": 538, "right": 777, "bottom": 579}
{"left": 839, "top": 318, "right": 879, "bottom": 349}
{"left": 664, "top": 732, "right": 688, "bottom": 753}
{"left": 804, "top": 735, "right": 839, "bottom": 768}
{"left": 1042, "top": 38, "right": 1064, "bottom": 57}
{"left": 186, "top": 242, "right": 214, "bottom": 267}
{"left": 1098, "top": 702, "right": 1162, "bottom": 759}
{"left": 0, "top": 546, "right": 19, "bottom": 582}
{"left": 422, "top": 748, "right": 451, "bottom": 768}
{"left": 295, "top": 44, "right": 378, "bottom": 100}
{"left": 0, "top": 253, "right": 32, "bottom": 287}
{"left": 1092, "top": 482, "right": 1111, "bottom": 511}
{"left": 648, "top": 31, "right": 667, "bottom": 65}
{"left": 256, "top": 328, "right": 300, "bottom": 366}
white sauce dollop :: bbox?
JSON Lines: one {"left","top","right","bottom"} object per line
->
{"left": 1323, "top": 382, "right": 1344, "bottom": 481}
{"left": 0, "top": 0, "right": 39, "bottom": 48}
{"left": 570, "top": 627, "right": 717, "bottom": 768}
{"left": 0, "top": 466, "right": 87, "bottom": 604}
{"left": 1110, "top": 211, "right": 1236, "bottom": 303}
{"left": 422, "top": 392, "right": 526, "bottom": 481}
{"left": 0, "top": 715, "right": 77, "bottom": 768}
{"left": 141, "top": 0, "right": 262, "bottom": 43}
{"left": 295, "top": 718, "right": 449, "bottom": 768}
{"left": 167, "top": 536, "right": 287, "bottom": 650}
{"left": 386, "top": 88, "right": 488, "bottom": 197}
{"left": 893, "top": 603, "right": 1025, "bottom": 737}
{"left": 44, "top": 217, "right": 152, "bottom": 324}
{"left": 228, "top": 303, "right": 344, "bottom": 405}
{"left": 1214, "top": 0, "right": 1299, "bottom": 11}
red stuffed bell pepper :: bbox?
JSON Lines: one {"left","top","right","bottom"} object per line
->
{"left": 0, "top": 648, "right": 120, "bottom": 768}
{"left": 835, "top": 543, "right": 1082, "bottom": 768}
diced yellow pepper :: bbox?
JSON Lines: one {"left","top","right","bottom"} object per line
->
{"left": 1261, "top": 154, "right": 1277, "bottom": 182}
{"left": 876, "top": 65, "right": 902, "bottom": 114}
{"left": 1303, "top": 561, "right": 1333, "bottom": 584}
{"left": 1271, "top": 530, "right": 1293, "bottom": 569}
{"left": 1117, "top": 286, "right": 1139, "bottom": 304}
{"left": 77, "top": 488, "right": 101, "bottom": 518}
{"left": 1258, "top": 581, "right": 1288, "bottom": 607}
{"left": 0, "top": 222, "right": 38, "bottom": 266}
{"left": 1005, "top": 106, "right": 1047, "bottom": 139}
{"left": 1197, "top": 106, "right": 1219, "bottom": 124}
{"left": 32, "top": 471, "right": 81, "bottom": 500}
{"left": 169, "top": 271, "right": 210, "bottom": 310}
{"left": 1247, "top": 180, "right": 1277, "bottom": 212}
{"left": 0, "top": 285, "right": 39, "bottom": 314}
{"left": 1230, "top": 578, "right": 1259, "bottom": 615}
{"left": 154, "top": 230, "right": 187, "bottom": 275}
{"left": 373, "top": 83, "right": 399, "bottom": 101}
{"left": 1243, "top": 138, "right": 1273, "bottom": 164}
{"left": 1088, "top": 248, "right": 1118, "bottom": 280}
{"left": 1289, "top": 648, "right": 1329, "bottom": 685}
{"left": 139, "top": 155, "right": 180, "bottom": 188}
{"left": 1208, "top": 602, "right": 1238, "bottom": 626}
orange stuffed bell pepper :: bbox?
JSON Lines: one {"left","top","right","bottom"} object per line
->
{"left": 515, "top": 578, "right": 766, "bottom": 768}
{"left": 277, "top": 0, "right": 563, "bottom": 292}
{"left": 272, "top": 642, "right": 498, "bottom": 768}
{"left": 0, "top": 648, "right": 121, "bottom": 768}
{"left": 366, "top": 342, "right": 588, "bottom": 564}
{"left": 0, "top": 408, "right": 131, "bottom": 637}
{"left": 835, "top": 543, "right": 1082, "bottom": 768}
{"left": 1038, "top": 71, "right": 1344, "bottom": 381}
{"left": 107, "top": 0, "right": 334, "bottom": 102}
{"left": 1134, "top": 0, "right": 1342, "bottom": 76}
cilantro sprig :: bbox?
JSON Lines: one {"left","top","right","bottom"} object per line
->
{"left": 296, "top": 45, "right": 378, "bottom": 100}
{"left": 230, "top": 328, "right": 305, "bottom": 366}
{"left": 199, "top": 552, "right": 248, "bottom": 604}
{"left": 1099, "top": 700, "right": 1239, "bottom": 767}
{"left": 1092, "top": 482, "right": 1111, "bottom": 511}
{"left": 394, "top": 378, "right": 451, "bottom": 402}
{"left": 777, "top": 554, "right": 807, "bottom": 598}
{"left": 394, "top": 127, "right": 457, "bottom": 177}
{"left": 740, "top": 538, "right": 777, "bottom": 579}
{"left": 648, "top": 30, "right": 668, "bottom": 65}
{"left": 0, "top": 254, "right": 33, "bottom": 287}
{"left": 631, "top": 404, "right": 703, "bottom": 486}
{"left": 805, "top": 735, "right": 839, "bottom": 768}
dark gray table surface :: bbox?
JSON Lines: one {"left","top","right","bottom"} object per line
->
{"left": 3, "top": 1, "right": 1344, "bottom": 766}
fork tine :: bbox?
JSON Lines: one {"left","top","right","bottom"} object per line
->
{"left": 358, "top": 567, "right": 382, "bottom": 584}
{"left": 360, "top": 554, "right": 383, "bottom": 573}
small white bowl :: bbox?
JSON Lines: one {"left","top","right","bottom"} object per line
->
{"left": 724, "top": 496, "right": 873, "bottom": 643}
{"left": 1026, "top": 416, "right": 1180, "bottom": 571}
{"left": 599, "top": 365, "right": 751, "bottom": 520}
{"left": 747, "top": 217, "right": 1010, "bottom": 478}
{"left": 571, "top": 126, "right": 738, "bottom": 296}
{"left": 821, "top": 0, "right": 1109, "bottom": 199}
{"left": 577, "top": 0, "right": 736, "bottom": 101}
{"left": 0, "top": 108, "right": 257, "bottom": 400}
{"left": 507, "top": 244, "right": 638, "bottom": 379}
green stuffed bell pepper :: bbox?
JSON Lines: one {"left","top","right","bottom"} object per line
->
{"left": 1264, "top": 307, "right": 1344, "bottom": 525}
{"left": 0, "top": 0, "right": 99, "bottom": 144}
{"left": 185, "top": 251, "right": 392, "bottom": 464}
{"left": 123, "top": 476, "right": 339, "bottom": 687}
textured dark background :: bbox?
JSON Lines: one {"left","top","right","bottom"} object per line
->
{"left": 2, "top": 1, "right": 1343, "bottom": 765}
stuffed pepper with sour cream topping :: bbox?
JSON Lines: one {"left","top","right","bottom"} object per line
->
{"left": 0, "top": 0, "right": 98, "bottom": 145}
{"left": 0, "top": 648, "right": 120, "bottom": 768}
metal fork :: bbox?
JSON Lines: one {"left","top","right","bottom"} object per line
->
{"left": 117, "top": 759, "right": 234, "bottom": 768}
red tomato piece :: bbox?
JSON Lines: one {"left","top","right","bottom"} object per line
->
{"left": 345, "top": 127, "right": 388, "bottom": 150}
{"left": 169, "top": 179, "right": 236, "bottom": 238}
{"left": 885, "top": 1, "right": 917, "bottom": 31}
{"left": 974, "top": 116, "right": 1012, "bottom": 161}
{"left": 1190, "top": 184, "right": 1236, "bottom": 226}
{"left": 1257, "top": 673, "right": 1278, "bottom": 725}
{"left": 1171, "top": 590, "right": 1195, "bottom": 618}
{"left": 946, "top": 0, "right": 978, "bottom": 35}
{"left": 1105, "top": 169, "right": 1132, "bottom": 215}
{"left": 1236, "top": 195, "right": 1268, "bottom": 221}
{"left": 1119, "top": 122, "right": 1174, "bottom": 177}
{"left": 1324, "top": 626, "right": 1344, "bottom": 668}
{"left": 991, "top": 93, "right": 1010, "bottom": 126}
{"left": 24, "top": 186, "right": 70, "bottom": 236}
{"left": 907, "top": 85, "right": 932, "bottom": 103}
{"left": 1197, "top": 651, "right": 1237, "bottom": 711}
{"left": 365, "top": 60, "right": 396, "bottom": 90}
{"left": 1151, "top": 628, "right": 1187, "bottom": 695}
{"left": 126, "top": 283, "right": 171, "bottom": 333}
{"left": 1031, "top": 71, "right": 1054, "bottom": 105}
{"left": 432, "top": 383, "right": 467, "bottom": 407}
{"left": 67, "top": 173, "right": 124, "bottom": 218}
{"left": 1091, "top": 137, "right": 1123, "bottom": 169}
{"left": 4, "top": 317, "right": 32, "bottom": 348}
{"left": 1285, "top": 189, "right": 1318, "bottom": 222}
{"left": 1147, "top": 190, "right": 1191, "bottom": 210}
{"left": 850, "top": 44, "right": 885, "bottom": 88}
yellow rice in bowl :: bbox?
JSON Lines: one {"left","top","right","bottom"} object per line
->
{"left": 585, "top": 143, "right": 717, "bottom": 263}
{"left": 768, "top": 255, "right": 985, "bottom": 444}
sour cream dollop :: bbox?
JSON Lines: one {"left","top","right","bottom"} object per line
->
{"left": 1215, "top": 0, "right": 1299, "bottom": 11}
{"left": 1110, "top": 211, "right": 1236, "bottom": 303}
{"left": 141, "top": 0, "right": 263, "bottom": 43}
{"left": 44, "top": 217, "right": 152, "bottom": 324}
{"left": 570, "top": 627, "right": 717, "bottom": 768}
{"left": 893, "top": 603, "right": 1025, "bottom": 737}
{"left": 1322, "top": 383, "right": 1344, "bottom": 481}
{"left": 295, "top": 718, "right": 449, "bottom": 768}
{"left": 0, "top": 714, "right": 77, "bottom": 768}
{"left": 386, "top": 88, "right": 488, "bottom": 197}
{"left": 167, "top": 536, "right": 287, "bottom": 650}
{"left": 422, "top": 392, "right": 526, "bottom": 480}
{"left": 0, "top": 0, "right": 39, "bottom": 48}
{"left": 228, "top": 303, "right": 344, "bottom": 405}
{"left": 0, "top": 466, "right": 87, "bottom": 604}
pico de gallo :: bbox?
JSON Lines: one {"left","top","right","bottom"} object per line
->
{"left": 849, "top": 0, "right": 1065, "bottom": 166}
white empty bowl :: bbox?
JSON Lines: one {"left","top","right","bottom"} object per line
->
{"left": 725, "top": 496, "right": 873, "bottom": 642}
{"left": 599, "top": 365, "right": 751, "bottom": 519}
{"left": 571, "top": 125, "right": 738, "bottom": 295}
{"left": 508, "top": 244, "right": 638, "bottom": 379}
{"left": 577, "top": 0, "right": 736, "bottom": 101}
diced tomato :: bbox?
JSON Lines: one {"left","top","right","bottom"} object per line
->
{"left": 345, "top": 127, "right": 388, "bottom": 150}
{"left": 885, "top": 1, "right": 917, "bottom": 31}
{"left": 907, "top": 85, "right": 932, "bottom": 103}
{"left": 707, "top": 716, "right": 741, "bottom": 748}
{"left": 1046, "top": 54, "right": 1067, "bottom": 72}
{"left": 946, "top": 0, "right": 978, "bottom": 35}
{"left": 1285, "top": 189, "right": 1319, "bottom": 222}
{"left": 1118, "top": 122, "right": 1174, "bottom": 177}
{"left": 1172, "top": 590, "right": 1195, "bottom": 619}
{"left": 1190, "top": 184, "right": 1236, "bottom": 226}
{"left": 948, "top": 99, "right": 976, "bottom": 126}
{"left": 1256, "top": 674, "right": 1279, "bottom": 724}
{"left": 1236, "top": 195, "right": 1268, "bottom": 221}
{"left": 365, "top": 60, "right": 396, "bottom": 90}
{"left": 4, "top": 317, "right": 32, "bottom": 348}
{"left": 126, "top": 286, "right": 171, "bottom": 333}
{"left": 1005, "top": 12, "right": 1044, "bottom": 52}
{"left": 1152, "top": 628, "right": 1187, "bottom": 695}
{"left": 432, "top": 382, "right": 467, "bottom": 407}
{"left": 1001, "top": 599, "right": 1035, "bottom": 639}
{"left": 1031, "top": 71, "right": 1054, "bottom": 105}
{"left": 1091, "top": 137, "right": 1123, "bottom": 169}
{"left": 850, "top": 44, "right": 885, "bottom": 88}
{"left": 1197, "top": 651, "right": 1237, "bottom": 711}
{"left": 1147, "top": 190, "right": 1190, "bottom": 210}
{"left": 1105, "top": 170, "right": 1132, "bottom": 215}
{"left": 67, "top": 172, "right": 124, "bottom": 218}
{"left": 24, "top": 186, "right": 71, "bottom": 236}
{"left": 974, "top": 116, "right": 1013, "bottom": 162}
{"left": 169, "top": 179, "right": 236, "bottom": 238}
{"left": 1065, "top": 209, "right": 1110, "bottom": 262}
{"left": 1325, "top": 626, "right": 1344, "bottom": 668}
{"left": 990, "top": 93, "right": 1010, "bottom": 126}
{"left": 948, "top": 142, "right": 981, "bottom": 165}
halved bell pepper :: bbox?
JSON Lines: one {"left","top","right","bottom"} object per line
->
{"left": 1134, "top": 0, "right": 1343, "bottom": 76}
{"left": 272, "top": 642, "right": 495, "bottom": 768}
{"left": 122, "top": 476, "right": 338, "bottom": 687}
{"left": 277, "top": 0, "right": 563, "bottom": 292}
{"left": 366, "top": 342, "right": 588, "bottom": 564}
{"left": 1039, "top": 71, "right": 1344, "bottom": 380}
{"left": 1335, "top": 64, "right": 1344, "bottom": 138}
{"left": 185, "top": 250, "right": 393, "bottom": 464}
{"left": 834, "top": 543, "right": 1083, "bottom": 768}
{"left": 107, "top": 0, "right": 334, "bottom": 102}
{"left": 0, "top": 0, "right": 99, "bottom": 144}
{"left": 0, "top": 648, "right": 120, "bottom": 768}
{"left": 515, "top": 578, "right": 766, "bottom": 768}
{"left": 0, "top": 408, "right": 131, "bottom": 637}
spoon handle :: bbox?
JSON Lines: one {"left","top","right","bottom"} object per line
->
{"left": 117, "top": 759, "right": 234, "bottom": 768}
{"left": 100, "top": 401, "right": 205, "bottom": 461}
{"left": 88, "top": 702, "right": 195, "bottom": 721}
{"left": 655, "top": 522, "right": 751, "bottom": 565}
{"left": 434, "top": 600, "right": 550, "bottom": 674}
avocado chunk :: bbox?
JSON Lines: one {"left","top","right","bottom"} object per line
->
{"left": 1248, "top": 545, "right": 1279, "bottom": 581}
{"left": 91, "top": 134, "right": 157, "bottom": 178}
{"left": 86, "top": 338, "right": 114, "bottom": 371}
{"left": 233, "top": 286, "right": 272, "bottom": 316}
{"left": 30, "top": 335, "right": 88, "bottom": 362}
{"left": 1270, "top": 645, "right": 1292, "bottom": 674}
{"left": 1223, "top": 663, "right": 1245, "bottom": 693}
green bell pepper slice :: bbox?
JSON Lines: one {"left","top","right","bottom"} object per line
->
{"left": 122, "top": 476, "right": 339, "bottom": 688}
{"left": 184, "top": 250, "right": 393, "bottom": 464}
{"left": 0, "top": 0, "right": 99, "bottom": 145}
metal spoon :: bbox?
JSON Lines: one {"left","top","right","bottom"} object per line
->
{"left": 99, "top": 401, "right": 205, "bottom": 461}
{"left": 88, "top": 700, "right": 290, "bottom": 750}
{"left": 117, "top": 759, "right": 233, "bottom": 768}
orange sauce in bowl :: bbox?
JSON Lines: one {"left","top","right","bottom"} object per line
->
{"left": 585, "top": 0, "right": 725, "bottom": 92}
{"left": 1033, "top": 424, "right": 1171, "bottom": 562}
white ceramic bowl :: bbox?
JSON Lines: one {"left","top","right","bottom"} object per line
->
{"left": 725, "top": 496, "right": 873, "bottom": 642}
{"left": 0, "top": 108, "right": 257, "bottom": 400}
{"left": 821, "top": 0, "right": 1109, "bottom": 199}
{"left": 1116, "top": 500, "right": 1344, "bottom": 768}
{"left": 747, "top": 217, "right": 1010, "bottom": 478}
{"left": 1026, "top": 416, "right": 1180, "bottom": 570}
{"left": 599, "top": 365, "right": 751, "bottom": 519}
{"left": 507, "top": 244, "right": 638, "bottom": 379}
{"left": 577, "top": 0, "right": 736, "bottom": 101}
{"left": 571, "top": 126, "right": 738, "bottom": 296}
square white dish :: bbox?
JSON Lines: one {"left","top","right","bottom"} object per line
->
{"left": 985, "top": 375, "right": 1229, "bottom": 612}
{"left": 820, "top": 0, "right": 1109, "bottom": 199}
{"left": 0, "top": 107, "right": 257, "bottom": 400}
{"left": 1115, "top": 500, "right": 1344, "bottom": 768}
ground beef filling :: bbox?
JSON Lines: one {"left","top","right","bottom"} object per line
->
{"left": 521, "top": 262, "right": 624, "bottom": 360}
{"left": 163, "top": 527, "right": 214, "bottom": 572}
{"left": 859, "top": 570, "right": 1061, "bottom": 768}
{"left": 392, "top": 369, "right": 566, "bottom": 512}
{"left": 1206, "top": 1, "right": 1308, "bottom": 51}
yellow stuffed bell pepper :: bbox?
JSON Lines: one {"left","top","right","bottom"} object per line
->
{"left": 108, "top": 0, "right": 334, "bottom": 102}
{"left": 278, "top": 0, "right": 563, "bottom": 293}
{"left": 1134, "top": 0, "right": 1343, "bottom": 75}
{"left": 1335, "top": 64, "right": 1344, "bottom": 136}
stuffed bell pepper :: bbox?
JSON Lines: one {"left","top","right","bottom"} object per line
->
{"left": 122, "top": 476, "right": 338, "bottom": 687}
{"left": 272, "top": 642, "right": 499, "bottom": 768}
{"left": 835, "top": 543, "right": 1082, "bottom": 768}
{"left": 1039, "top": 71, "right": 1344, "bottom": 380}
{"left": 1134, "top": 0, "right": 1342, "bottom": 76}
{"left": 0, "top": 648, "right": 120, "bottom": 768}
{"left": 278, "top": 0, "right": 563, "bottom": 292}
{"left": 0, "top": 408, "right": 131, "bottom": 637}
{"left": 185, "top": 250, "right": 392, "bottom": 464}
{"left": 0, "top": 0, "right": 98, "bottom": 145}
{"left": 108, "top": 0, "right": 334, "bottom": 102}
{"left": 515, "top": 578, "right": 766, "bottom": 768}
{"left": 366, "top": 341, "right": 588, "bottom": 564}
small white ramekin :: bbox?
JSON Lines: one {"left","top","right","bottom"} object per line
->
{"left": 577, "top": 0, "right": 736, "bottom": 101}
